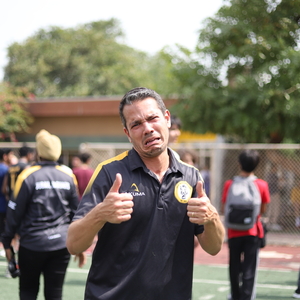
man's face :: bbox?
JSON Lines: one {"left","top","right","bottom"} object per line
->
{"left": 168, "top": 124, "right": 181, "bottom": 144}
{"left": 4, "top": 151, "right": 15, "bottom": 165}
{"left": 27, "top": 152, "right": 35, "bottom": 163}
{"left": 123, "top": 98, "right": 171, "bottom": 159}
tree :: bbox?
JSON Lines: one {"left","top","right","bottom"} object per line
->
{"left": 0, "top": 82, "right": 33, "bottom": 141}
{"left": 4, "top": 19, "right": 159, "bottom": 97}
{"left": 170, "top": 0, "right": 300, "bottom": 143}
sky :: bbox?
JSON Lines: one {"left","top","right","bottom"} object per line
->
{"left": 0, "top": 0, "right": 224, "bottom": 79}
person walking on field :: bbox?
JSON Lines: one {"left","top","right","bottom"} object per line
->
{"left": 2, "top": 129, "right": 85, "bottom": 300}
{"left": 72, "top": 152, "right": 94, "bottom": 200}
{"left": 3, "top": 145, "right": 35, "bottom": 201}
{"left": 0, "top": 148, "right": 14, "bottom": 239}
{"left": 67, "top": 87, "right": 225, "bottom": 300}
{"left": 221, "top": 150, "right": 270, "bottom": 300}
{"left": 168, "top": 114, "right": 182, "bottom": 160}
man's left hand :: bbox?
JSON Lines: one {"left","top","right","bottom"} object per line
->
{"left": 187, "top": 181, "right": 218, "bottom": 225}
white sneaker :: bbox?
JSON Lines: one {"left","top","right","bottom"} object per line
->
{"left": 5, "top": 268, "right": 12, "bottom": 279}
{"left": 293, "top": 292, "right": 300, "bottom": 299}
{"left": 0, "top": 249, "right": 5, "bottom": 257}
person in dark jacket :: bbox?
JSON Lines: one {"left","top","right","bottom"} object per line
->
{"left": 2, "top": 129, "right": 86, "bottom": 300}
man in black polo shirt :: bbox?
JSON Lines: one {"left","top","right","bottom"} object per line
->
{"left": 67, "top": 87, "right": 225, "bottom": 300}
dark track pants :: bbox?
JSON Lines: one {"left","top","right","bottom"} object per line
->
{"left": 18, "top": 246, "right": 71, "bottom": 300}
{"left": 228, "top": 236, "right": 259, "bottom": 300}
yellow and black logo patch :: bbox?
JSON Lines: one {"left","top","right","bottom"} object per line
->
{"left": 174, "top": 181, "right": 193, "bottom": 203}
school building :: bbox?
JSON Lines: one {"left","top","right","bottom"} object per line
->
{"left": 16, "top": 96, "right": 217, "bottom": 151}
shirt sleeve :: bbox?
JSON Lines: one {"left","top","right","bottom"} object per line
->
{"left": 256, "top": 179, "right": 271, "bottom": 204}
{"left": 221, "top": 180, "right": 233, "bottom": 204}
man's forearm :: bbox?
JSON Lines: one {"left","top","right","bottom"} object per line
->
{"left": 197, "top": 217, "right": 225, "bottom": 256}
{"left": 67, "top": 207, "right": 106, "bottom": 255}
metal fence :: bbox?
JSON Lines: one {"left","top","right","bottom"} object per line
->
{"left": 80, "top": 142, "right": 300, "bottom": 246}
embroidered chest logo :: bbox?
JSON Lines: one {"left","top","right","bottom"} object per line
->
{"left": 128, "top": 183, "right": 145, "bottom": 197}
{"left": 174, "top": 181, "right": 193, "bottom": 203}
{"left": 131, "top": 183, "right": 139, "bottom": 192}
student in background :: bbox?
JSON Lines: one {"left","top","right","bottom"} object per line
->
{"left": 2, "top": 130, "right": 85, "bottom": 299}
{"left": 168, "top": 115, "right": 182, "bottom": 160}
{"left": 73, "top": 152, "right": 94, "bottom": 200}
{"left": 177, "top": 148, "right": 197, "bottom": 166}
{"left": 71, "top": 154, "right": 82, "bottom": 169}
{"left": 0, "top": 148, "right": 14, "bottom": 238}
{"left": 4, "top": 145, "right": 35, "bottom": 201}
{"left": 293, "top": 269, "right": 300, "bottom": 298}
{"left": 200, "top": 164, "right": 211, "bottom": 198}
{"left": 221, "top": 150, "right": 270, "bottom": 300}
{"left": 290, "top": 177, "right": 300, "bottom": 228}
{"left": 168, "top": 115, "right": 182, "bottom": 145}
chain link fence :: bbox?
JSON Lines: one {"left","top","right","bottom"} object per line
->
{"left": 80, "top": 142, "right": 300, "bottom": 246}
{"left": 3, "top": 142, "right": 298, "bottom": 245}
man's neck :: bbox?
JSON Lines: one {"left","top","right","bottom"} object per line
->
{"left": 140, "top": 150, "right": 170, "bottom": 183}
{"left": 19, "top": 158, "right": 28, "bottom": 164}
{"left": 240, "top": 171, "right": 254, "bottom": 177}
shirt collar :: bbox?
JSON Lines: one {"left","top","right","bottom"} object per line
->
{"left": 127, "top": 147, "right": 184, "bottom": 176}
{"left": 36, "top": 161, "right": 58, "bottom": 167}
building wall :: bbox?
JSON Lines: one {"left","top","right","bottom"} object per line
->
{"left": 25, "top": 116, "right": 123, "bottom": 136}
{"left": 15, "top": 96, "right": 216, "bottom": 149}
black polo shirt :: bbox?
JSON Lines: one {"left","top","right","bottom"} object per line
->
{"left": 73, "top": 148, "right": 204, "bottom": 300}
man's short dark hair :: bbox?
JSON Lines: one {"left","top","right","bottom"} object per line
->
{"left": 171, "top": 115, "right": 182, "bottom": 129}
{"left": 238, "top": 150, "right": 260, "bottom": 172}
{"left": 119, "top": 87, "right": 166, "bottom": 129}
{"left": 0, "top": 148, "right": 12, "bottom": 160}
{"left": 80, "top": 152, "right": 92, "bottom": 164}
{"left": 19, "top": 146, "right": 34, "bottom": 157}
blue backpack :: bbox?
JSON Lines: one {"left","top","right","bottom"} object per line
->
{"left": 224, "top": 175, "right": 261, "bottom": 230}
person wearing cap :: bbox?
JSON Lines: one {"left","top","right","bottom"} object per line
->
{"left": 1, "top": 129, "right": 85, "bottom": 300}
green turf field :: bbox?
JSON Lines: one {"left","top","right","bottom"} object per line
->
{"left": 193, "top": 264, "right": 297, "bottom": 299}
{"left": 0, "top": 254, "right": 298, "bottom": 299}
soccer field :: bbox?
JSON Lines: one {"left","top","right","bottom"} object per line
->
{"left": 193, "top": 264, "right": 297, "bottom": 299}
{"left": 0, "top": 255, "right": 297, "bottom": 299}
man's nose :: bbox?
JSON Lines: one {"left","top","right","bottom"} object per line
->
{"left": 143, "top": 122, "right": 154, "bottom": 134}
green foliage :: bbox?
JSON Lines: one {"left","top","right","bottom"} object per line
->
{"left": 0, "top": 82, "right": 33, "bottom": 140}
{"left": 4, "top": 19, "right": 161, "bottom": 97}
{"left": 169, "top": 0, "right": 300, "bottom": 143}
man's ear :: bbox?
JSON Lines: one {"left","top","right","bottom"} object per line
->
{"left": 123, "top": 127, "right": 132, "bottom": 143}
{"left": 165, "top": 110, "right": 171, "bottom": 129}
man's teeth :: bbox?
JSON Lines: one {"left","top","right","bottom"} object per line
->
{"left": 146, "top": 138, "right": 158, "bottom": 145}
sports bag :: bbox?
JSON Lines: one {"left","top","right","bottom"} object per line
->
{"left": 224, "top": 175, "right": 261, "bottom": 230}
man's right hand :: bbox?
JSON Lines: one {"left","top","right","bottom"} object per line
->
{"left": 98, "top": 173, "right": 134, "bottom": 224}
{"left": 67, "top": 173, "right": 134, "bottom": 255}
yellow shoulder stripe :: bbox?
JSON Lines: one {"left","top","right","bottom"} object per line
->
{"left": 83, "top": 151, "right": 129, "bottom": 196}
{"left": 56, "top": 165, "right": 78, "bottom": 185}
{"left": 14, "top": 165, "right": 41, "bottom": 199}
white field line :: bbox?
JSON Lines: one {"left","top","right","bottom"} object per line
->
{"left": 193, "top": 279, "right": 295, "bottom": 290}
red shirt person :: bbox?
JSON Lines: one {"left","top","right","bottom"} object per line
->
{"left": 72, "top": 153, "right": 94, "bottom": 199}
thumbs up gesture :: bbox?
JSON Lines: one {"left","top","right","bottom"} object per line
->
{"left": 100, "top": 173, "right": 134, "bottom": 224}
{"left": 187, "top": 181, "right": 218, "bottom": 225}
